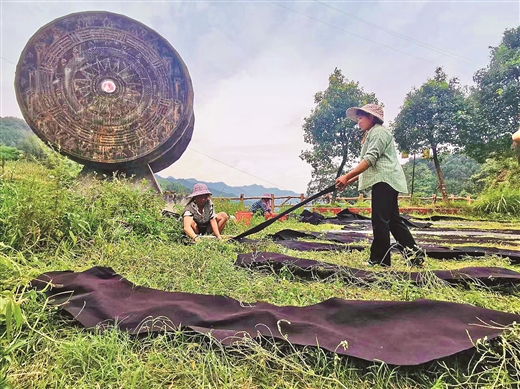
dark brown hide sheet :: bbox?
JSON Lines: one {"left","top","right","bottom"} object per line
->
{"left": 270, "top": 229, "right": 368, "bottom": 243}
{"left": 32, "top": 267, "right": 520, "bottom": 366}
{"left": 236, "top": 252, "right": 520, "bottom": 287}
{"left": 268, "top": 229, "right": 520, "bottom": 263}
{"left": 299, "top": 209, "right": 433, "bottom": 228}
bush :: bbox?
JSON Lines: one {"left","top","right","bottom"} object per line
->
{"left": 470, "top": 156, "right": 520, "bottom": 217}
{"left": 398, "top": 195, "right": 425, "bottom": 207}
{"left": 0, "top": 159, "right": 185, "bottom": 251}
{"left": 0, "top": 146, "right": 21, "bottom": 162}
{"left": 18, "top": 135, "right": 48, "bottom": 161}
{"left": 472, "top": 186, "right": 520, "bottom": 216}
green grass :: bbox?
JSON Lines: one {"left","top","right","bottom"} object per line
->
{"left": 2, "top": 159, "right": 520, "bottom": 388}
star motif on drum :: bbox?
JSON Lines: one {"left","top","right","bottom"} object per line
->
{"left": 15, "top": 11, "right": 194, "bottom": 169}
{"left": 70, "top": 55, "right": 146, "bottom": 126}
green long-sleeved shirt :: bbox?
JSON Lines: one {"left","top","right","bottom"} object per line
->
{"left": 358, "top": 124, "right": 408, "bottom": 193}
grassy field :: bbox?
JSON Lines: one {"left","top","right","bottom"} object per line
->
{"left": 2, "top": 159, "right": 520, "bottom": 388}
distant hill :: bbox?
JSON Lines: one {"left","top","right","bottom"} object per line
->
{"left": 155, "top": 176, "right": 191, "bottom": 194}
{"left": 156, "top": 176, "right": 239, "bottom": 198}
{"left": 157, "top": 176, "right": 301, "bottom": 201}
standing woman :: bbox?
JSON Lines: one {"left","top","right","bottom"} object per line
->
{"left": 183, "top": 183, "right": 228, "bottom": 241}
{"left": 335, "top": 104, "right": 424, "bottom": 267}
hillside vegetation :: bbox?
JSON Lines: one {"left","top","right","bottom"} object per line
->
{"left": 0, "top": 117, "right": 32, "bottom": 148}
{"left": 2, "top": 156, "right": 520, "bottom": 388}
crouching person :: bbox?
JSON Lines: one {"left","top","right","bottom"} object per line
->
{"left": 249, "top": 193, "right": 272, "bottom": 216}
{"left": 183, "top": 183, "right": 228, "bottom": 242}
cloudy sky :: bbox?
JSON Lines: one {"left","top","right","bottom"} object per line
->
{"left": 1, "top": 0, "right": 519, "bottom": 193}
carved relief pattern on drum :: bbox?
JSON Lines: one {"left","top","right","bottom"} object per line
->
{"left": 15, "top": 12, "right": 193, "bottom": 164}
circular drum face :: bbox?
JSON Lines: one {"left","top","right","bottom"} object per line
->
{"left": 15, "top": 11, "right": 194, "bottom": 167}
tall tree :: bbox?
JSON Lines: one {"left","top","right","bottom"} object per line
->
{"left": 393, "top": 67, "right": 470, "bottom": 202}
{"left": 301, "top": 68, "right": 378, "bottom": 198}
{"left": 303, "top": 153, "right": 359, "bottom": 198}
{"left": 465, "top": 27, "right": 520, "bottom": 162}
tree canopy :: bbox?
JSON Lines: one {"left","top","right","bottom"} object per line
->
{"left": 0, "top": 145, "right": 22, "bottom": 161}
{"left": 392, "top": 67, "right": 471, "bottom": 202}
{"left": 465, "top": 27, "right": 520, "bottom": 162}
{"left": 301, "top": 68, "right": 378, "bottom": 197}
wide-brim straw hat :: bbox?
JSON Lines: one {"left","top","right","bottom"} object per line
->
{"left": 346, "top": 104, "right": 384, "bottom": 123}
{"left": 188, "top": 183, "right": 212, "bottom": 198}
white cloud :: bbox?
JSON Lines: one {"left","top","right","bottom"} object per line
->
{"left": 1, "top": 0, "right": 519, "bottom": 193}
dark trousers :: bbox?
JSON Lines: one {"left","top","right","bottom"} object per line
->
{"left": 370, "top": 182, "right": 417, "bottom": 265}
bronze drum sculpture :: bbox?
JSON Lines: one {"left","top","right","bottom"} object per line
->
{"left": 15, "top": 11, "right": 194, "bottom": 190}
